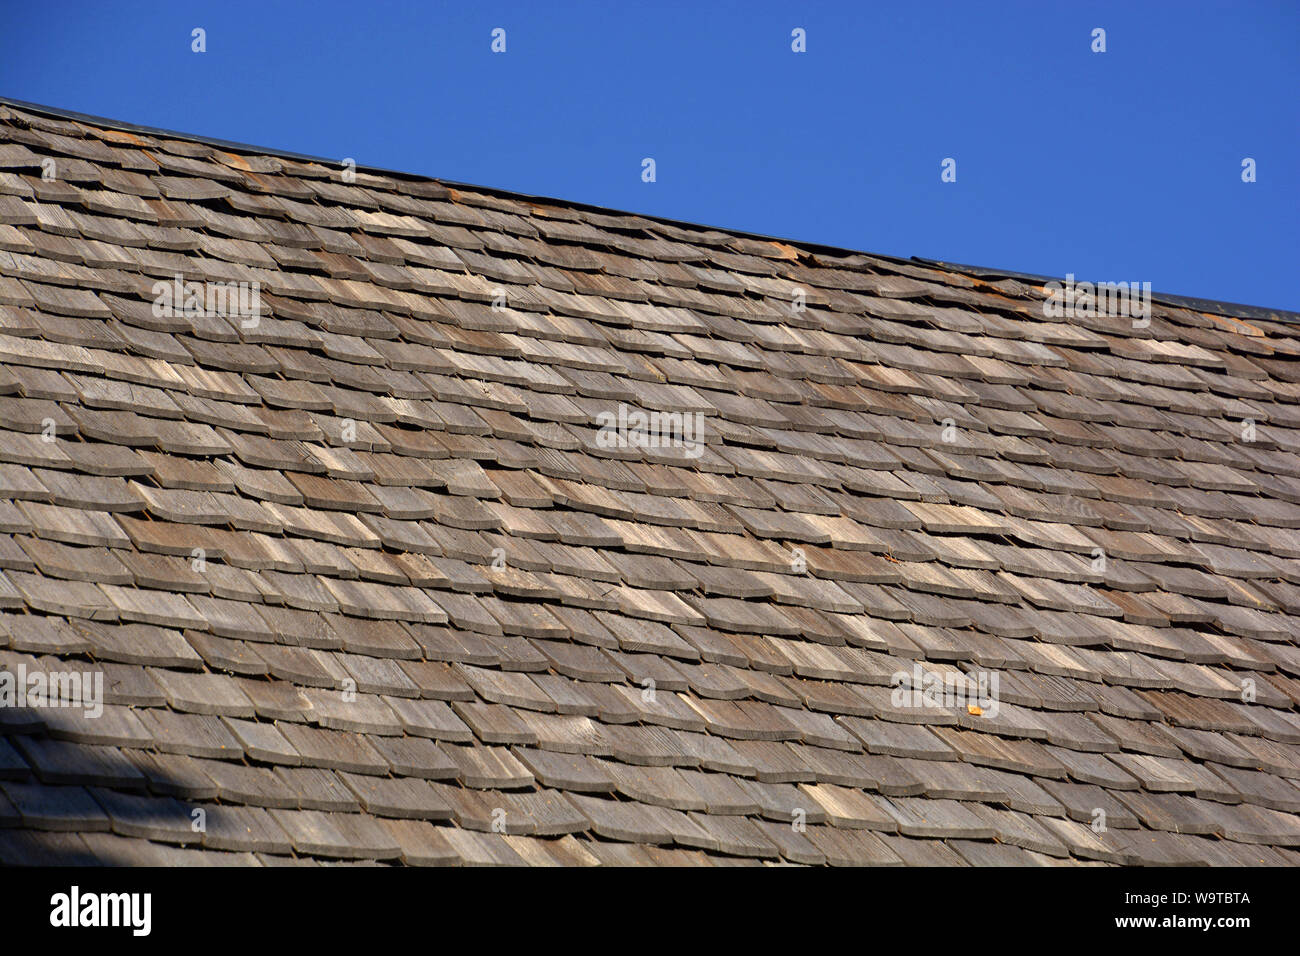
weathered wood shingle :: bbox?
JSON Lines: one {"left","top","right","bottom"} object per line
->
{"left": 0, "top": 100, "right": 1298, "bottom": 867}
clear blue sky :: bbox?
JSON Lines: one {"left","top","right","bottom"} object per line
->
{"left": 2, "top": 0, "right": 1296, "bottom": 310}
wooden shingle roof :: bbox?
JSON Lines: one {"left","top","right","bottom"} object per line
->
{"left": 1, "top": 100, "right": 1299, "bottom": 866}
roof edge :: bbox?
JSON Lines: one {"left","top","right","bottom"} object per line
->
{"left": 915, "top": 258, "right": 1300, "bottom": 325}
{"left": 4, "top": 94, "right": 1297, "bottom": 324}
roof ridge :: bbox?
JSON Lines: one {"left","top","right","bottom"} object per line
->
{"left": 4, "top": 94, "right": 1294, "bottom": 324}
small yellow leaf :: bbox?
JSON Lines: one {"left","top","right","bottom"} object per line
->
{"left": 967, "top": 704, "right": 983, "bottom": 716}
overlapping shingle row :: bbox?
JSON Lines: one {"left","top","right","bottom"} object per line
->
{"left": 1, "top": 101, "right": 1299, "bottom": 865}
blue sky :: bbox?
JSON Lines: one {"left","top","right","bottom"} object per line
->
{"left": 2, "top": 0, "right": 1296, "bottom": 310}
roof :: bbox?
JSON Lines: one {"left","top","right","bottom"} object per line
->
{"left": 1, "top": 99, "right": 1299, "bottom": 867}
